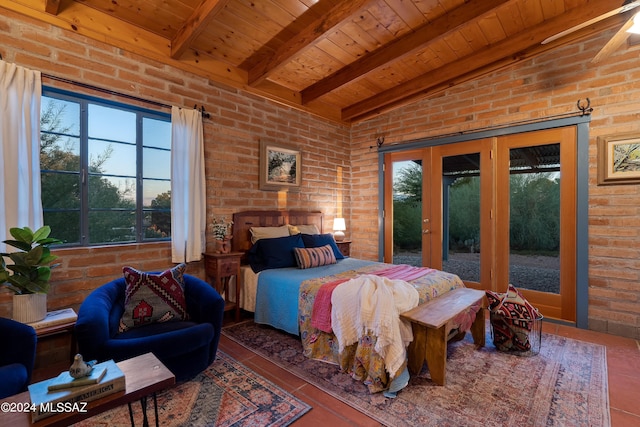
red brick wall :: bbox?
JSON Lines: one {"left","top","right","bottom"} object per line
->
{"left": 0, "top": 9, "right": 350, "bottom": 318}
{"left": 350, "top": 29, "right": 640, "bottom": 339}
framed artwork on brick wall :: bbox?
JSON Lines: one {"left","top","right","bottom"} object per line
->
{"left": 597, "top": 132, "right": 640, "bottom": 185}
{"left": 259, "top": 140, "right": 302, "bottom": 191}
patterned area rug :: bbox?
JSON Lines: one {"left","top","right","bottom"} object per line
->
{"left": 73, "top": 350, "right": 311, "bottom": 427}
{"left": 222, "top": 320, "right": 610, "bottom": 427}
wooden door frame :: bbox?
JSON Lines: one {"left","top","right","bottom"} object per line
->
{"left": 430, "top": 138, "right": 495, "bottom": 291}
{"left": 496, "top": 127, "right": 577, "bottom": 321}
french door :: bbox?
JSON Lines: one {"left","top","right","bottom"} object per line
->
{"left": 384, "top": 127, "right": 576, "bottom": 322}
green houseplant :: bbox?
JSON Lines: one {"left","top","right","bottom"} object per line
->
{"left": 0, "top": 226, "right": 62, "bottom": 323}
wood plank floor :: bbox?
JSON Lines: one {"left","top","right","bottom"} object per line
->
{"left": 220, "top": 311, "right": 640, "bottom": 427}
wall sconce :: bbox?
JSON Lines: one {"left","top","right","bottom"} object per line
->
{"left": 333, "top": 218, "right": 346, "bottom": 242}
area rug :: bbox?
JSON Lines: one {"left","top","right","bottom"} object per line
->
{"left": 222, "top": 320, "right": 610, "bottom": 427}
{"left": 73, "top": 350, "right": 311, "bottom": 427}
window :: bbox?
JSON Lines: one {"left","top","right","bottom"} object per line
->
{"left": 40, "top": 89, "right": 171, "bottom": 246}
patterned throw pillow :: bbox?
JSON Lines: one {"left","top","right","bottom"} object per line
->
{"left": 293, "top": 244, "right": 337, "bottom": 269}
{"left": 119, "top": 263, "right": 189, "bottom": 333}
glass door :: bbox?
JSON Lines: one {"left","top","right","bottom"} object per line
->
{"left": 496, "top": 128, "right": 576, "bottom": 321}
{"left": 384, "top": 149, "right": 429, "bottom": 266}
{"left": 430, "top": 139, "right": 493, "bottom": 289}
{"left": 383, "top": 127, "right": 577, "bottom": 321}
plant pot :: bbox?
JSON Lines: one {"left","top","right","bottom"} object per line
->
{"left": 215, "top": 239, "right": 231, "bottom": 254}
{"left": 12, "top": 293, "right": 47, "bottom": 323}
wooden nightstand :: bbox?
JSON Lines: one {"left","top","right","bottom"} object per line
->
{"left": 335, "top": 240, "right": 351, "bottom": 257}
{"left": 203, "top": 252, "right": 242, "bottom": 321}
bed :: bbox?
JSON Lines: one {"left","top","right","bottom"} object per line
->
{"left": 231, "top": 210, "right": 474, "bottom": 394}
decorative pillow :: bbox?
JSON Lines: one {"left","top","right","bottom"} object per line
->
{"left": 293, "top": 244, "right": 337, "bottom": 269}
{"left": 288, "top": 224, "right": 320, "bottom": 235}
{"left": 301, "top": 233, "right": 345, "bottom": 260}
{"left": 247, "top": 234, "right": 304, "bottom": 273}
{"left": 119, "top": 263, "right": 189, "bottom": 333}
{"left": 249, "top": 225, "right": 290, "bottom": 244}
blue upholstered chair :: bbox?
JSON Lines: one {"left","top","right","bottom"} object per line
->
{"left": 75, "top": 274, "right": 225, "bottom": 381}
{"left": 0, "top": 317, "right": 37, "bottom": 398}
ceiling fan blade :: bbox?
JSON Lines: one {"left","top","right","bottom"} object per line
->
{"left": 542, "top": 0, "right": 640, "bottom": 45}
{"left": 592, "top": 14, "right": 636, "bottom": 63}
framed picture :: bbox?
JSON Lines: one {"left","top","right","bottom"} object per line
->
{"left": 597, "top": 132, "right": 640, "bottom": 185}
{"left": 259, "top": 140, "right": 302, "bottom": 191}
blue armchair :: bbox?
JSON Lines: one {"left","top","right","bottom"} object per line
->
{"left": 0, "top": 317, "right": 37, "bottom": 398}
{"left": 75, "top": 274, "right": 225, "bottom": 381}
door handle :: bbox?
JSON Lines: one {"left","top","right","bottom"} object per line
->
{"left": 422, "top": 229, "right": 430, "bottom": 234}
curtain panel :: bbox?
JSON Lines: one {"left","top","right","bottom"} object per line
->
{"left": 170, "top": 107, "right": 206, "bottom": 263}
{"left": 0, "top": 61, "right": 43, "bottom": 249}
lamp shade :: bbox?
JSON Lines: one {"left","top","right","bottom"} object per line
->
{"left": 333, "top": 218, "right": 346, "bottom": 241}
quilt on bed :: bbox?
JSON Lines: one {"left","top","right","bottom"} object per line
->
{"left": 299, "top": 262, "right": 465, "bottom": 393}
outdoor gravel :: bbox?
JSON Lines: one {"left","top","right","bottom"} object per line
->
{"left": 393, "top": 252, "right": 560, "bottom": 294}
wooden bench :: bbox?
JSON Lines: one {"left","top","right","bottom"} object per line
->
{"left": 400, "top": 287, "right": 485, "bottom": 386}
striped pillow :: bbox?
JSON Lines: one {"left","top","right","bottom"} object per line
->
{"left": 293, "top": 244, "right": 337, "bottom": 269}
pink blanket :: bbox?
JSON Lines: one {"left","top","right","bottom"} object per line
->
{"left": 310, "top": 264, "right": 435, "bottom": 333}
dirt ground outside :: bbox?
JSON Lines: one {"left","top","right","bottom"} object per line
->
{"left": 393, "top": 251, "right": 560, "bottom": 293}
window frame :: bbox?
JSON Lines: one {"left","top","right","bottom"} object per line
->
{"left": 40, "top": 87, "right": 172, "bottom": 247}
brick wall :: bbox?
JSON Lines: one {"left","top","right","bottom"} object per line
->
{"left": 0, "top": 9, "right": 350, "bottom": 319}
{"left": 350, "top": 29, "right": 640, "bottom": 339}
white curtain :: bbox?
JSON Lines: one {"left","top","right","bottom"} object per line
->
{"left": 170, "top": 107, "right": 206, "bottom": 263}
{"left": 0, "top": 61, "right": 43, "bottom": 249}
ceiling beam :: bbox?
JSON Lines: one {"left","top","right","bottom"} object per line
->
{"left": 301, "top": 0, "right": 512, "bottom": 105}
{"left": 247, "top": 0, "right": 373, "bottom": 87}
{"left": 342, "top": 0, "right": 634, "bottom": 121}
{"left": 43, "top": 0, "right": 60, "bottom": 15}
{"left": 171, "top": 0, "right": 230, "bottom": 59}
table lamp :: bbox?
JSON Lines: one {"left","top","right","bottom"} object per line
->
{"left": 333, "top": 218, "right": 346, "bottom": 242}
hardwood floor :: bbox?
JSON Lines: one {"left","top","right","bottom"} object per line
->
{"left": 220, "top": 311, "right": 640, "bottom": 427}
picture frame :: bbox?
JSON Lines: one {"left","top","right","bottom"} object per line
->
{"left": 259, "top": 140, "right": 302, "bottom": 191}
{"left": 597, "top": 132, "right": 640, "bottom": 185}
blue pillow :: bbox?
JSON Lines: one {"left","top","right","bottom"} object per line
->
{"left": 301, "top": 233, "right": 345, "bottom": 260}
{"left": 247, "top": 234, "right": 304, "bottom": 273}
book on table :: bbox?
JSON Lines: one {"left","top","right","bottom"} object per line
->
{"left": 28, "top": 308, "right": 78, "bottom": 330}
{"left": 46, "top": 365, "right": 108, "bottom": 391}
{"left": 28, "top": 359, "right": 125, "bottom": 422}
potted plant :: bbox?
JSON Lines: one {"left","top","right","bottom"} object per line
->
{"left": 210, "top": 217, "right": 233, "bottom": 254}
{"left": 0, "top": 226, "right": 62, "bottom": 323}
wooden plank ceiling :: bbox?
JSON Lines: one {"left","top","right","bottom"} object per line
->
{"left": 1, "top": 0, "right": 638, "bottom": 123}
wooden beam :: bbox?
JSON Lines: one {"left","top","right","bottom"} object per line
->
{"left": 0, "top": 0, "right": 345, "bottom": 123}
{"left": 43, "top": 0, "right": 60, "bottom": 15}
{"left": 247, "top": 0, "right": 373, "bottom": 86}
{"left": 342, "top": 0, "right": 634, "bottom": 121}
{"left": 301, "top": 0, "right": 512, "bottom": 104}
{"left": 171, "top": 0, "right": 230, "bottom": 59}
{"left": 346, "top": 15, "right": 625, "bottom": 122}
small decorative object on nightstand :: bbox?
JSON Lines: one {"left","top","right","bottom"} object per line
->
{"left": 333, "top": 217, "right": 346, "bottom": 242}
{"left": 203, "top": 252, "right": 242, "bottom": 321}
{"left": 335, "top": 240, "right": 351, "bottom": 257}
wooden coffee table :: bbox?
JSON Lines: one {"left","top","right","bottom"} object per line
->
{"left": 0, "top": 352, "right": 175, "bottom": 427}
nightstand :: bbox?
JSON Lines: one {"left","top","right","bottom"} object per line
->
{"left": 203, "top": 252, "right": 242, "bottom": 321}
{"left": 335, "top": 240, "right": 351, "bottom": 257}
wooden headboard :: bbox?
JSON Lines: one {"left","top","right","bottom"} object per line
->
{"left": 231, "top": 210, "right": 323, "bottom": 255}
